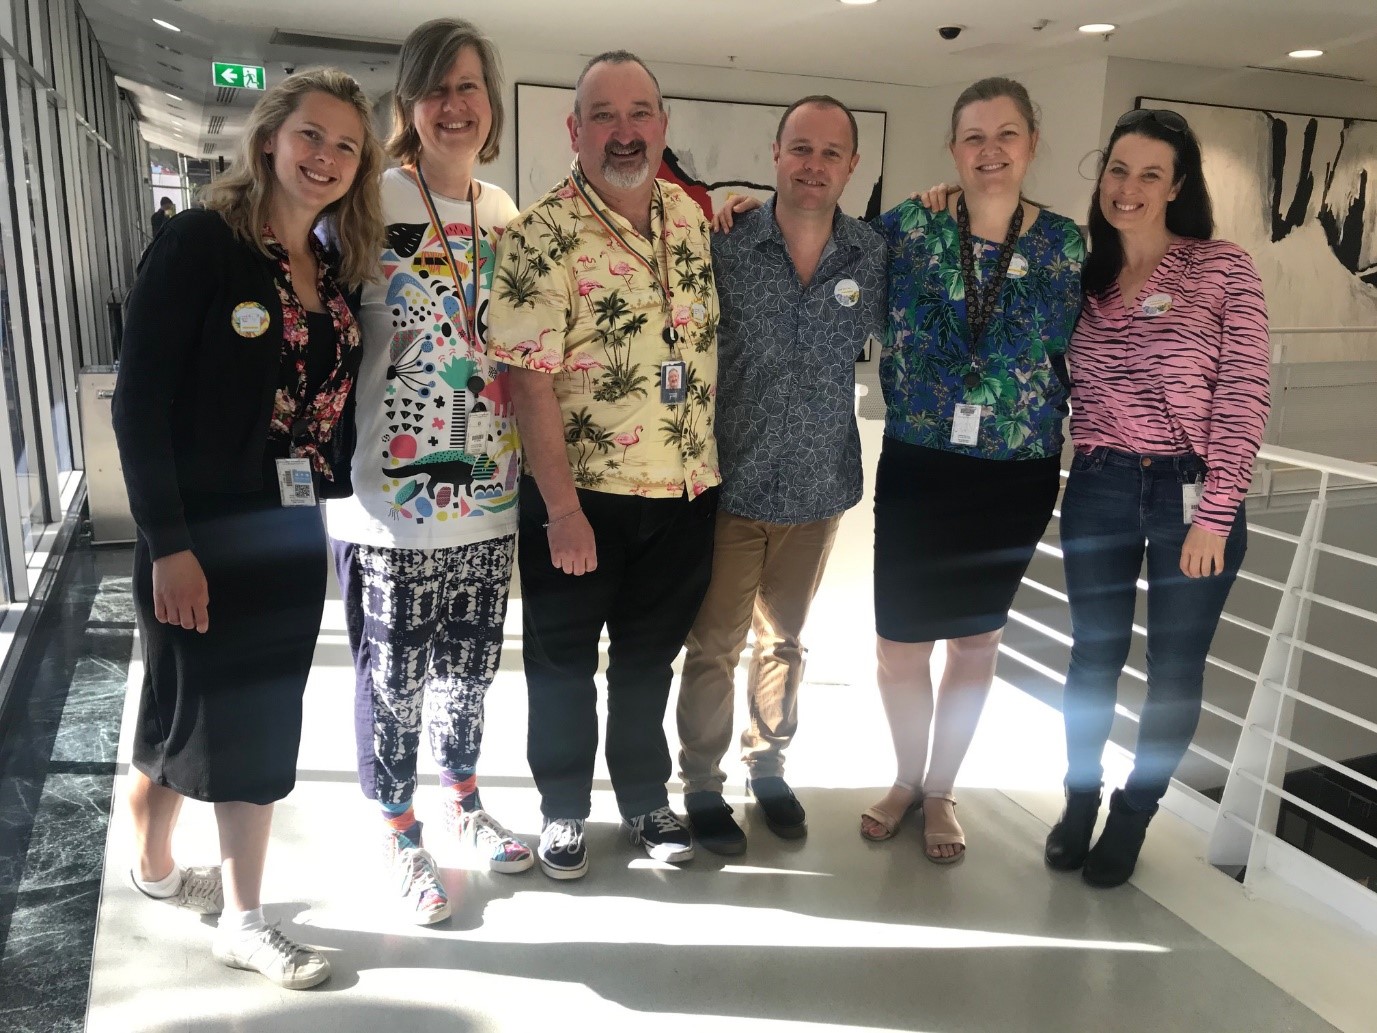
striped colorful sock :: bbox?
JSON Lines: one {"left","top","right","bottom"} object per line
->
{"left": 441, "top": 770, "right": 481, "bottom": 814}
{"left": 381, "top": 798, "right": 420, "bottom": 843}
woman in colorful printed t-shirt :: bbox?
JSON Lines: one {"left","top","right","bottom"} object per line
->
{"left": 864, "top": 77, "right": 1083, "bottom": 862}
{"left": 324, "top": 18, "right": 534, "bottom": 927}
{"left": 1044, "top": 108, "right": 1269, "bottom": 888}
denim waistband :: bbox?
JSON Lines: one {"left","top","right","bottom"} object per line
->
{"left": 1076, "top": 445, "right": 1207, "bottom": 479}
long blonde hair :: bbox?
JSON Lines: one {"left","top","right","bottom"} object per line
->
{"left": 201, "top": 68, "right": 384, "bottom": 289}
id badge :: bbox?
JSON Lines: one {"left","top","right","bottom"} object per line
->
{"left": 660, "top": 360, "right": 687, "bottom": 405}
{"left": 950, "top": 403, "right": 982, "bottom": 447}
{"left": 1182, "top": 480, "right": 1203, "bottom": 525}
{"left": 275, "top": 457, "right": 318, "bottom": 507}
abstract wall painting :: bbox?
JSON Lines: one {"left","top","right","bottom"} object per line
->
{"left": 515, "top": 83, "right": 887, "bottom": 221}
{"left": 1140, "top": 98, "right": 1377, "bottom": 353}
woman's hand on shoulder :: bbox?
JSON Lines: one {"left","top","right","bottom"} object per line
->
{"left": 712, "top": 194, "right": 763, "bottom": 233}
{"left": 909, "top": 184, "right": 958, "bottom": 212}
{"left": 1180, "top": 523, "right": 1226, "bottom": 578}
{"left": 152, "top": 549, "right": 210, "bottom": 632}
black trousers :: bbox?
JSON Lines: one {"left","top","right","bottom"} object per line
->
{"left": 519, "top": 475, "right": 718, "bottom": 819}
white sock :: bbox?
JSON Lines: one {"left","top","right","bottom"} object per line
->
{"left": 216, "top": 907, "right": 267, "bottom": 939}
{"left": 133, "top": 865, "right": 182, "bottom": 898}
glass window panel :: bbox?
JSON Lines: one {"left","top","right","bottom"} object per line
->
{"left": 20, "top": 79, "right": 72, "bottom": 473}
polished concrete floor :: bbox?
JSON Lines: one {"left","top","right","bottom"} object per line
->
{"left": 80, "top": 428, "right": 1376, "bottom": 1033}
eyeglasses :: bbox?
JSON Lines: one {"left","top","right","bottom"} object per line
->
{"left": 1115, "top": 108, "right": 1189, "bottom": 134}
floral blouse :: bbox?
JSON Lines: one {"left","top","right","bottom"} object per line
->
{"left": 877, "top": 201, "right": 1084, "bottom": 460}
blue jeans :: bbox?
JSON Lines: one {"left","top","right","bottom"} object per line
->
{"left": 1060, "top": 447, "right": 1247, "bottom": 811}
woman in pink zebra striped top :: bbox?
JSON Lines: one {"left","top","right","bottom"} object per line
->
{"left": 1046, "top": 108, "right": 1271, "bottom": 888}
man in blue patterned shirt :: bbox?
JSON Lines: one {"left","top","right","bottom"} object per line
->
{"left": 675, "top": 96, "right": 885, "bottom": 854}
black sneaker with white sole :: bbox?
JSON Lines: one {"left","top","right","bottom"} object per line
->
{"left": 625, "top": 806, "right": 695, "bottom": 863}
{"left": 538, "top": 817, "right": 589, "bottom": 880}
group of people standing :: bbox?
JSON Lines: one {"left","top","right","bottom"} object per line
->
{"left": 111, "top": 15, "right": 1270, "bottom": 991}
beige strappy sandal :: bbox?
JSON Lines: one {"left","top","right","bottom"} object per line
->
{"left": 921, "top": 793, "right": 966, "bottom": 863}
{"left": 860, "top": 781, "right": 920, "bottom": 842}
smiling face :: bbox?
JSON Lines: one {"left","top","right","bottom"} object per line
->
{"left": 948, "top": 95, "right": 1037, "bottom": 196}
{"left": 568, "top": 59, "right": 667, "bottom": 195}
{"left": 773, "top": 102, "right": 859, "bottom": 216}
{"left": 411, "top": 45, "right": 492, "bottom": 175}
{"left": 1099, "top": 132, "right": 1182, "bottom": 235}
{"left": 261, "top": 89, "right": 364, "bottom": 218}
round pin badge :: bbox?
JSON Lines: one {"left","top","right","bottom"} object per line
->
{"left": 232, "top": 301, "right": 271, "bottom": 338}
{"left": 1141, "top": 293, "right": 1173, "bottom": 317}
{"left": 833, "top": 278, "right": 860, "bottom": 308}
{"left": 1007, "top": 253, "right": 1029, "bottom": 279}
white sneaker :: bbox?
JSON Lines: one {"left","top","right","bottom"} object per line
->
{"left": 538, "top": 818, "right": 589, "bottom": 880}
{"left": 212, "top": 924, "right": 330, "bottom": 990}
{"left": 451, "top": 808, "right": 535, "bottom": 874}
{"left": 129, "top": 865, "right": 224, "bottom": 915}
{"left": 383, "top": 828, "right": 451, "bottom": 925}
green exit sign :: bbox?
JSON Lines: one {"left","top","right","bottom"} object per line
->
{"left": 212, "top": 62, "right": 266, "bottom": 90}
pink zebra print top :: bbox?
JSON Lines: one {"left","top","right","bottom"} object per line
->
{"left": 1068, "top": 237, "right": 1271, "bottom": 536}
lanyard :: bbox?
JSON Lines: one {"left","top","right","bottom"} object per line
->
{"left": 956, "top": 195, "right": 1023, "bottom": 390}
{"left": 568, "top": 166, "right": 672, "bottom": 308}
{"left": 406, "top": 164, "right": 480, "bottom": 345}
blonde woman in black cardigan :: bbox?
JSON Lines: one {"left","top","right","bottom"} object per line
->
{"left": 114, "top": 69, "right": 384, "bottom": 989}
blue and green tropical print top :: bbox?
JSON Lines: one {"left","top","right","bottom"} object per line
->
{"left": 877, "top": 200, "right": 1084, "bottom": 460}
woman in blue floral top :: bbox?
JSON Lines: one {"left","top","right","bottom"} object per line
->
{"left": 861, "top": 78, "right": 1083, "bottom": 862}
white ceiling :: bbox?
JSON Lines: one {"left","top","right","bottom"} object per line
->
{"left": 84, "top": 0, "right": 1377, "bottom": 159}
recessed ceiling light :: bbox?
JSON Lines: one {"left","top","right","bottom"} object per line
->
{"left": 838, "top": 0, "right": 879, "bottom": 6}
{"left": 1078, "top": 23, "right": 1117, "bottom": 33}
{"left": 1289, "top": 49, "right": 1324, "bottom": 59}
{"left": 152, "top": 18, "right": 181, "bottom": 32}
{"left": 164, "top": 92, "right": 182, "bottom": 100}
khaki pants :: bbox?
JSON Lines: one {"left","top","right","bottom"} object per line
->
{"left": 676, "top": 510, "right": 840, "bottom": 795}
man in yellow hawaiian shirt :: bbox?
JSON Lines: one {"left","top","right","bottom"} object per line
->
{"left": 489, "top": 50, "right": 720, "bottom": 881}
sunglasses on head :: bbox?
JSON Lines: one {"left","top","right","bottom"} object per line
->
{"left": 1115, "top": 108, "right": 1189, "bottom": 134}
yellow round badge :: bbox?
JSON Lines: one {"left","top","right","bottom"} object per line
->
{"left": 232, "top": 302, "right": 271, "bottom": 338}
{"left": 833, "top": 278, "right": 860, "bottom": 308}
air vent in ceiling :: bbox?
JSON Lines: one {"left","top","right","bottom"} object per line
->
{"left": 269, "top": 29, "right": 401, "bottom": 55}
{"left": 1246, "top": 64, "right": 1366, "bottom": 84}
{"left": 216, "top": 86, "right": 239, "bottom": 104}
{"left": 202, "top": 143, "right": 217, "bottom": 155}
{"left": 207, "top": 115, "right": 226, "bottom": 135}
{"left": 160, "top": 79, "right": 182, "bottom": 90}
{"left": 157, "top": 61, "right": 181, "bottom": 73}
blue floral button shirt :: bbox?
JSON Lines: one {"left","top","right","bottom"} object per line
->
{"left": 877, "top": 201, "right": 1084, "bottom": 460}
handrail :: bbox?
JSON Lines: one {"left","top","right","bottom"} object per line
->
{"left": 1256, "top": 444, "right": 1377, "bottom": 484}
{"left": 1014, "top": 439, "right": 1377, "bottom": 931}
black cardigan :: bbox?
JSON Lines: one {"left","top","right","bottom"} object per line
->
{"left": 113, "top": 209, "right": 359, "bottom": 560}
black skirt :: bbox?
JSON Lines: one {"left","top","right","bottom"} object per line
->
{"left": 873, "top": 437, "right": 1061, "bottom": 642}
{"left": 131, "top": 484, "right": 328, "bottom": 804}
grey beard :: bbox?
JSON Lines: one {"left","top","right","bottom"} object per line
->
{"left": 601, "top": 155, "right": 651, "bottom": 190}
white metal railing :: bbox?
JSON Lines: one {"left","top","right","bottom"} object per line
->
{"left": 1004, "top": 442, "right": 1377, "bottom": 935}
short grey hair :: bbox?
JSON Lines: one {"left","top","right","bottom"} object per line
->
{"left": 572, "top": 50, "right": 663, "bottom": 119}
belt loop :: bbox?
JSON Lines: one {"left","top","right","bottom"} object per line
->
{"left": 1092, "top": 446, "right": 1107, "bottom": 471}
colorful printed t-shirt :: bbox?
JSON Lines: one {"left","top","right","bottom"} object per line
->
{"left": 878, "top": 201, "right": 1084, "bottom": 460}
{"left": 1069, "top": 237, "right": 1271, "bottom": 535}
{"left": 487, "top": 164, "right": 721, "bottom": 498}
{"left": 325, "top": 167, "right": 520, "bottom": 548}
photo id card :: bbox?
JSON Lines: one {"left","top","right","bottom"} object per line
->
{"left": 276, "top": 457, "right": 318, "bottom": 507}
{"left": 950, "top": 403, "right": 982, "bottom": 447}
{"left": 1182, "top": 480, "right": 1203, "bottom": 525}
{"left": 660, "top": 359, "right": 687, "bottom": 405}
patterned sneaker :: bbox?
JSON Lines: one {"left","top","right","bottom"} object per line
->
{"left": 537, "top": 818, "right": 589, "bottom": 880}
{"left": 382, "top": 828, "right": 451, "bottom": 925}
{"left": 450, "top": 807, "right": 535, "bottom": 874}
{"left": 625, "top": 806, "right": 695, "bottom": 864}
{"left": 129, "top": 865, "right": 224, "bottom": 915}
{"left": 212, "top": 924, "right": 331, "bottom": 990}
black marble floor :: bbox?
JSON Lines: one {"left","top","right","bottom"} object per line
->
{"left": 0, "top": 539, "right": 135, "bottom": 1033}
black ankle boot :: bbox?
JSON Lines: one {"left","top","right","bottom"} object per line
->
{"left": 1044, "top": 787, "right": 1101, "bottom": 871}
{"left": 1082, "top": 789, "right": 1155, "bottom": 888}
